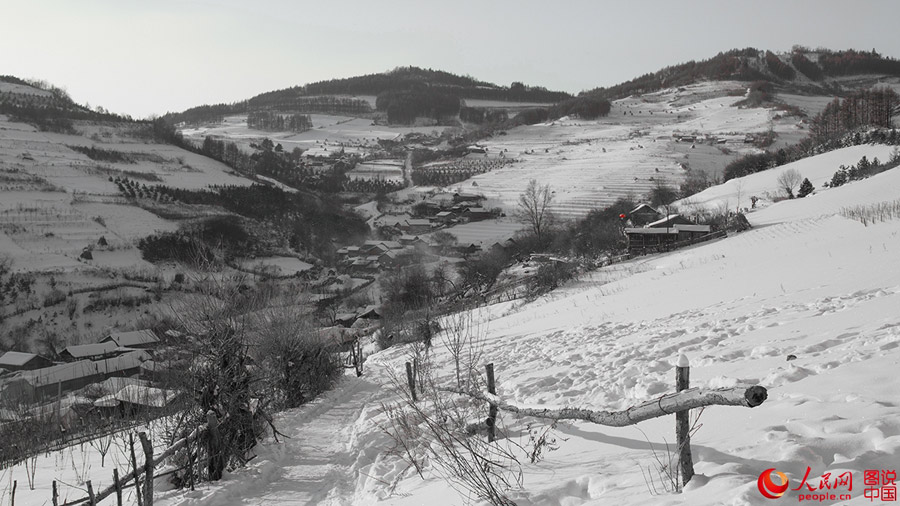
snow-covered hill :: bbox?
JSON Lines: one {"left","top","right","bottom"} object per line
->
{"left": 114, "top": 145, "right": 897, "bottom": 505}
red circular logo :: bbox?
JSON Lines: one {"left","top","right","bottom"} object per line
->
{"left": 758, "top": 468, "right": 789, "bottom": 499}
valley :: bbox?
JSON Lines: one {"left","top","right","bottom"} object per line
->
{"left": 1, "top": 47, "right": 900, "bottom": 506}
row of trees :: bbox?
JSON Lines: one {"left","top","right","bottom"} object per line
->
{"left": 286, "top": 66, "right": 570, "bottom": 103}
{"left": 511, "top": 96, "right": 612, "bottom": 125}
{"left": 0, "top": 76, "right": 138, "bottom": 131}
{"left": 818, "top": 48, "right": 900, "bottom": 76}
{"left": 247, "top": 111, "right": 312, "bottom": 132}
{"left": 167, "top": 67, "right": 569, "bottom": 126}
{"left": 459, "top": 106, "right": 508, "bottom": 125}
{"left": 824, "top": 153, "right": 900, "bottom": 188}
{"left": 724, "top": 122, "right": 900, "bottom": 183}
{"left": 247, "top": 95, "right": 372, "bottom": 116}
{"left": 582, "top": 48, "right": 766, "bottom": 100}
{"left": 376, "top": 88, "right": 462, "bottom": 124}
{"left": 122, "top": 178, "right": 368, "bottom": 262}
{"left": 581, "top": 48, "right": 900, "bottom": 101}
{"left": 808, "top": 88, "right": 899, "bottom": 145}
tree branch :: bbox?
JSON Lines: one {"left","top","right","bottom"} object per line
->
{"left": 441, "top": 386, "right": 767, "bottom": 428}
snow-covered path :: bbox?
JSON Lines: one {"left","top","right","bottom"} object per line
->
{"left": 157, "top": 377, "right": 384, "bottom": 506}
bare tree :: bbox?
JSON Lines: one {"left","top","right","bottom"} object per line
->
{"left": 776, "top": 168, "right": 802, "bottom": 199}
{"left": 440, "top": 309, "right": 487, "bottom": 390}
{"left": 165, "top": 273, "right": 339, "bottom": 486}
{"left": 382, "top": 354, "right": 523, "bottom": 506}
{"left": 516, "top": 179, "right": 555, "bottom": 243}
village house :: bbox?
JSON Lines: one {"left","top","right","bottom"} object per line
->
{"left": 357, "top": 305, "right": 381, "bottom": 320}
{"left": 646, "top": 214, "right": 694, "bottom": 229}
{"left": 60, "top": 342, "right": 120, "bottom": 362}
{"left": 461, "top": 207, "right": 493, "bottom": 222}
{"left": 453, "top": 192, "right": 483, "bottom": 204}
{"left": 334, "top": 312, "right": 358, "bottom": 327}
{"left": 360, "top": 241, "right": 390, "bottom": 255}
{"left": 378, "top": 250, "right": 399, "bottom": 268}
{"left": 400, "top": 219, "right": 433, "bottom": 234}
{"left": 0, "top": 351, "right": 53, "bottom": 372}
{"left": 1, "top": 350, "right": 151, "bottom": 404}
{"left": 625, "top": 220, "right": 713, "bottom": 255}
{"left": 629, "top": 203, "right": 662, "bottom": 226}
{"left": 101, "top": 329, "right": 160, "bottom": 349}
{"left": 93, "top": 384, "right": 180, "bottom": 417}
{"left": 399, "top": 234, "right": 427, "bottom": 246}
{"left": 432, "top": 210, "right": 457, "bottom": 225}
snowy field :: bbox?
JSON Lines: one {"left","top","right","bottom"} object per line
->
{"left": 2, "top": 146, "right": 875, "bottom": 505}
{"left": 465, "top": 81, "right": 801, "bottom": 220}
{"left": 177, "top": 81, "right": 802, "bottom": 221}
{"left": 0, "top": 114, "right": 251, "bottom": 272}
{"left": 180, "top": 114, "right": 449, "bottom": 159}
{"left": 3, "top": 83, "right": 899, "bottom": 505}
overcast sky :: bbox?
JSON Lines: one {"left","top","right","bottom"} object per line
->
{"left": 3, "top": 0, "right": 898, "bottom": 118}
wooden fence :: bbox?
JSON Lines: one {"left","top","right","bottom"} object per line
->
{"left": 405, "top": 357, "right": 767, "bottom": 487}
{"left": 7, "top": 414, "right": 218, "bottom": 506}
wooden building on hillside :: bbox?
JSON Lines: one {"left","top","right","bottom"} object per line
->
{"left": 0, "top": 351, "right": 53, "bottom": 372}
{"left": 101, "top": 329, "right": 159, "bottom": 349}
{"left": 60, "top": 342, "right": 120, "bottom": 362}
{"left": 646, "top": 214, "right": 693, "bottom": 229}
{"left": 629, "top": 204, "right": 662, "bottom": 226}
{"left": 1, "top": 350, "right": 151, "bottom": 404}
{"left": 625, "top": 222, "right": 713, "bottom": 255}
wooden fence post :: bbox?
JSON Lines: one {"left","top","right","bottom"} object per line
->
{"left": 206, "top": 411, "right": 224, "bottom": 481}
{"left": 187, "top": 434, "right": 196, "bottom": 491}
{"left": 485, "top": 363, "right": 498, "bottom": 443}
{"left": 130, "top": 434, "right": 143, "bottom": 506}
{"left": 139, "top": 432, "right": 153, "bottom": 506}
{"left": 113, "top": 468, "right": 123, "bottom": 506}
{"left": 405, "top": 361, "right": 417, "bottom": 402}
{"left": 675, "top": 354, "right": 695, "bottom": 486}
{"left": 52, "top": 480, "right": 58, "bottom": 506}
{"left": 86, "top": 480, "right": 95, "bottom": 506}
{"left": 10, "top": 480, "right": 15, "bottom": 506}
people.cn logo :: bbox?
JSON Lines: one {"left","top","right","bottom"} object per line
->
{"left": 758, "top": 468, "right": 790, "bottom": 499}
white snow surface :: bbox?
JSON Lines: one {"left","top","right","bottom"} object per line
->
{"left": 7, "top": 149, "right": 900, "bottom": 505}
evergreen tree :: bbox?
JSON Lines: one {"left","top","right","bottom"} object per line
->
{"left": 797, "top": 178, "right": 814, "bottom": 198}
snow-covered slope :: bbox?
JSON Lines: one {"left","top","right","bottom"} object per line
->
{"left": 675, "top": 143, "right": 899, "bottom": 215}
{"left": 149, "top": 147, "right": 899, "bottom": 505}
{"left": 7, "top": 148, "right": 899, "bottom": 505}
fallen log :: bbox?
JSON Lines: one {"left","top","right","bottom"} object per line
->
{"left": 443, "top": 386, "right": 767, "bottom": 428}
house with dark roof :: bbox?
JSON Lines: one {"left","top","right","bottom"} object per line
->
{"left": 462, "top": 208, "right": 492, "bottom": 222}
{"left": 0, "top": 351, "right": 53, "bottom": 372}
{"left": 361, "top": 242, "right": 390, "bottom": 255}
{"left": 625, "top": 222, "right": 713, "bottom": 255}
{"left": 378, "top": 250, "right": 399, "bottom": 268}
